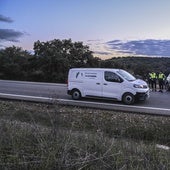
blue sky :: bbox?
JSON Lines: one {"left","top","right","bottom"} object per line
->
{"left": 1, "top": 0, "right": 170, "bottom": 58}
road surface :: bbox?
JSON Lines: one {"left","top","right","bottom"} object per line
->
{"left": 0, "top": 80, "right": 170, "bottom": 115}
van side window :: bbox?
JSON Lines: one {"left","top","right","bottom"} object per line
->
{"left": 104, "top": 71, "right": 123, "bottom": 83}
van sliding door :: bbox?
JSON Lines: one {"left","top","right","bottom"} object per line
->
{"left": 83, "top": 71, "right": 102, "bottom": 97}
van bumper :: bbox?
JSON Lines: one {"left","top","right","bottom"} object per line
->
{"left": 135, "top": 91, "right": 149, "bottom": 101}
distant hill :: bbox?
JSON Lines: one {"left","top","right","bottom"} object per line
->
{"left": 100, "top": 56, "right": 170, "bottom": 78}
{"left": 107, "top": 39, "right": 170, "bottom": 57}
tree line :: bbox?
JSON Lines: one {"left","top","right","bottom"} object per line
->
{"left": 0, "top": 38, "right": 170, "bottom": 83}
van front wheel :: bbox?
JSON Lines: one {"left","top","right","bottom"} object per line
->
{"left": 122, "top": 93, "right": 135, "bottom": 105}
{"left": 72, "top": 89, "right": 81, "bottom": 100}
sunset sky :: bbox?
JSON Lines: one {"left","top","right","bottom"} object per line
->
{"left": 1, "top": 0, "right": 170, "bottom": 58}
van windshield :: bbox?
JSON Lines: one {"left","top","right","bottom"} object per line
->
{"left": 117, "top": 70, "right": 136, "bottom": 81}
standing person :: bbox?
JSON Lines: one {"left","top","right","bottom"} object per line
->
{"left": 158, "top": 71, "right": 165, "bottom": 92}
{"left": 150, "top": 72, "right": 157, "bottom": 91}
{"left": 148, "top": 72, "right": 152, "bottom": 89}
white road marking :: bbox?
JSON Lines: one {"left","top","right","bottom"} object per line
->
{"left": 0, "top": 93, "right": 53, "bottom": 100}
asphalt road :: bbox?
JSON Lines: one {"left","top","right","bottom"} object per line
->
{"left": 0, "top": 80, "right": 170, "bottom": 115}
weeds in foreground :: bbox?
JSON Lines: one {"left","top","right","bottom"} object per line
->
{"left": 0, "top": 101, "right": 169, "bottom": 169}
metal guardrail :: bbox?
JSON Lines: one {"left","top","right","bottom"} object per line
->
{"left": 0, "top": 93, "right": 170, "bottom": 116}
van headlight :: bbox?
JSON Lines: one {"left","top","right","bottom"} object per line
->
{"left": 133, "top": 84, "right": 144, "bottom": 88}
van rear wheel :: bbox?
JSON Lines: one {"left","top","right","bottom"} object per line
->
{"left": 72, "top": 89, "right": 81, "bottom": 100}
{"left": 122, "top": 93, "right": 135, "bottom": 105}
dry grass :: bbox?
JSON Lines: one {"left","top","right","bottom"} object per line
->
{"left": 0, "top": 100, "right": 169, "bottom": 170}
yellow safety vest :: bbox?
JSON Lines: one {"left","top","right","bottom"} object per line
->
{"left": 151, "top": 73, "right": 157, "bottom": 79}
{"left": 158, "top": 73, "right": 165, "bottom": 79}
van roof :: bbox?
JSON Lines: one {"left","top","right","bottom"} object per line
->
{"left": 70, "top": 68, "right": 122, "bottom": 71}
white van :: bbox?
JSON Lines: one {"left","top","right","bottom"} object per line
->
{"left": 67, "top": 68, "right": 149, "bottom": 104}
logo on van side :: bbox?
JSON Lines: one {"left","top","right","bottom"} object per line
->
{"left": 76, "top": 72, "right": 80, "bottom": 78}
{"left": 85, "top": 72, "right": 97, "bottom": 78}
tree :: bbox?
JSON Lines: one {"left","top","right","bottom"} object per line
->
{"left": 0, "top": 46, "right": 31, "bottom": 80}
{"left": 33, "top": 39, "right": 100, "bottom": 82}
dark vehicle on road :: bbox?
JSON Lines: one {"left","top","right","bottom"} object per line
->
{"left": 165, "top": 74, "right": 170, "bottom": 91}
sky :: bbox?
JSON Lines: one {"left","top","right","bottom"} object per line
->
{"left": 1, "top": 0, "right": 170, "bottom": 59}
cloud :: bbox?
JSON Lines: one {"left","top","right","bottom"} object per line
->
{"left": 93, "top": 51, "right": 112, "bottom": 55}
{"left": 106, "top": 39, "right": 170, "bottom": 57}
{"left": 0, "top": 29, "right": 24, "bottom": 42}
{"left": 0, "top": 14, "right": 13, "bottom": 23}
{"left": 0, "top": 15, "right": 25, "bottom": 42}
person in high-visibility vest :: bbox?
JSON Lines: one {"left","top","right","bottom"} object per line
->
{"left": 148, "top": 72, "right": 152, "bottom": 89}
{"left": 150, "top": 72, "right": 157, "bottom": 91}
{"left": 158, "top": 71, "right": 165, "bottom": 92}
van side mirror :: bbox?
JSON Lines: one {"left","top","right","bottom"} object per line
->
{"left": 117, "top": 77, "right": 123, "bottom": 83}
{"left": 119, "top": 78, "right": 123, "bottom": 83}
{"left": 112, "top": 77, "right": 123, "bottom": 83}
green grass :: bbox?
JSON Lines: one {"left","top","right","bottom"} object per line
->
{"left": 0, "top": 100, "right": 169, "bottom": 170}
